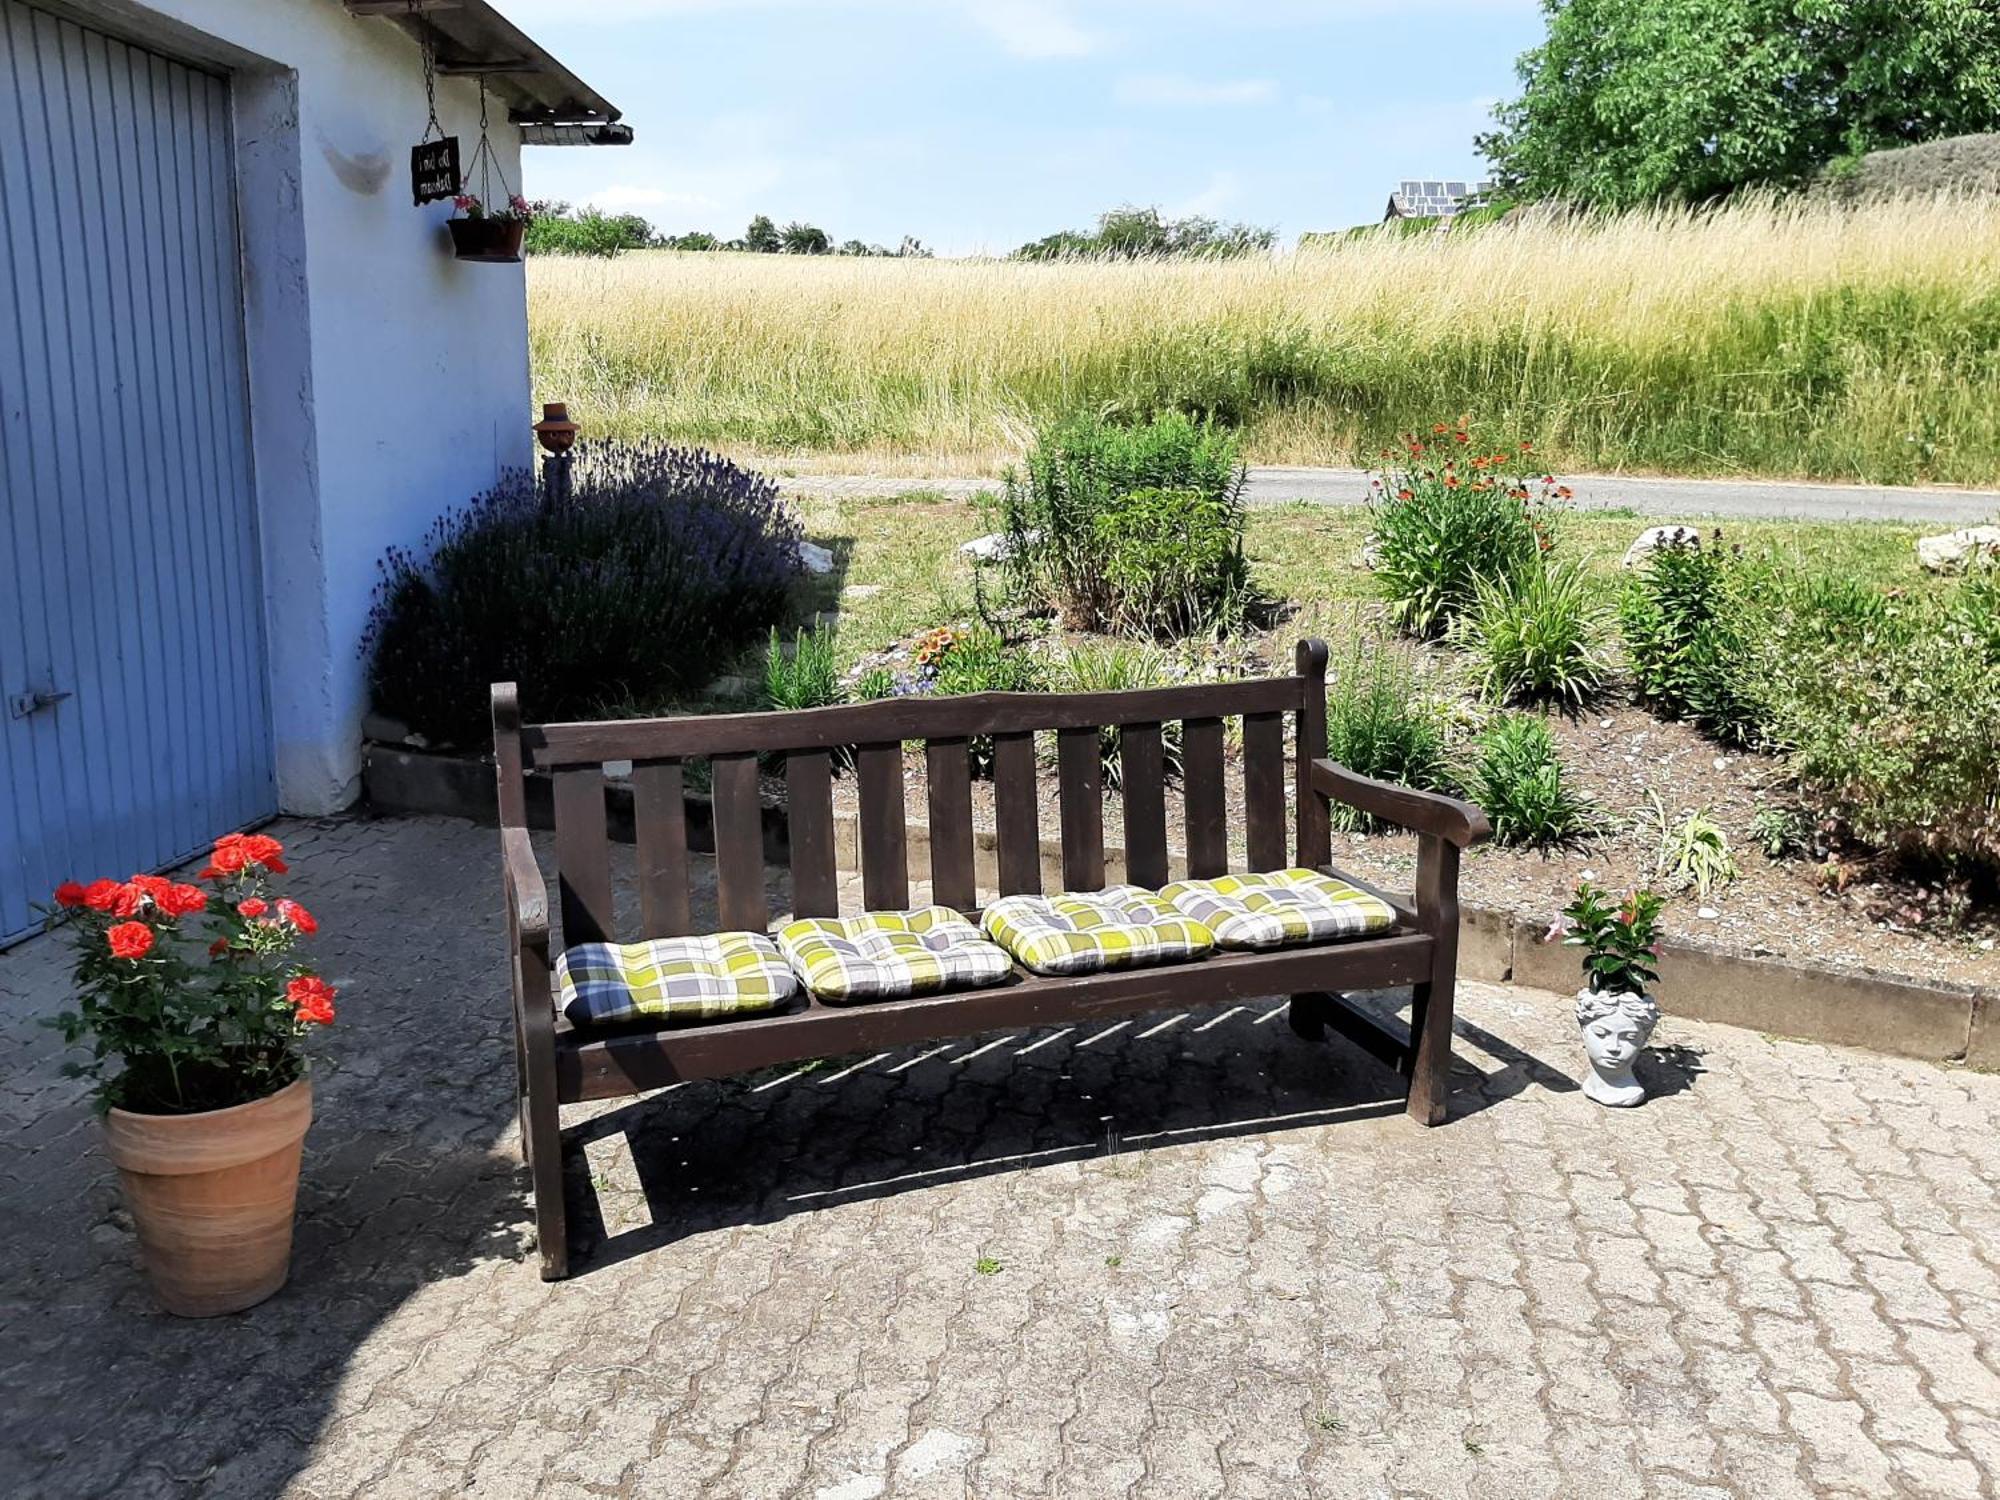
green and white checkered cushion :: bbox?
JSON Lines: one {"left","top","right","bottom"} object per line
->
{"left": 981, "top": 887, "right": 1214, "bottom": 977}
{"left": 777, "top": 906, "right": 1015, "bottom": 1004}
{"left": 556, "top": 932, "right": 798, "bottom": 1028}
{"left": 1157, "top": 868, "right": 1397, "bottom": 951}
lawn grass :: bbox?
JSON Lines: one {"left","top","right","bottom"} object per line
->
{"left": 531, "top": 193, "right": 2000, "bottom": 487}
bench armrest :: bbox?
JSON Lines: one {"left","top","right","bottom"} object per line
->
{"left": 1309, "top": 759, "right": 1491, "bottom": 849}
{"left": 502, "top": 825, "right": 550, "bottom": 950}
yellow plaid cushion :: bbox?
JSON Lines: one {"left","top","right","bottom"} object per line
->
{"left": 1157, "top": 869, "right": 1397, "bottom": 951}
{"left": 556, "top": 932, "right": 798, "bottom": 1028}
{"left": 981, "top": 887, "right": 1214, "bottom": 977}
{"left": 777, "top": 906, "right": 1015, "bottom": 1004}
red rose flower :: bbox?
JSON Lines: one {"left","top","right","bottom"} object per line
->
{"left": 276, "top": 898, "right": 318, "bottom": 935}
{"left": 162, "top": 883, "right": 209, "bottom": 918}
{"left": 287, "top": 974, "right": 337, "bottom": 1026}
{"left": 241, "top": 834, "right": 288, "bottom": 873}
{"left": 107, "top": 921, "right": 154, "bottom": 960}
{"left": 54, "top": 881, "right": 87, "bottom": 908}
{"left": 237, "top": 897, "right": 269, "bottom": 919}
{"left": 82, "top": 879, "right": 124, "bottom": 911}
{"left": 209, "top": 937, "right": 230, "bottom": 958}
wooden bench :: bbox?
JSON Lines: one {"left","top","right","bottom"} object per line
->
{"left": 494, "top": 640, "right": 1491, "bottom": 1279}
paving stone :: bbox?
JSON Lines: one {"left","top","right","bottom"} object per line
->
{"left": 1, "top": 812, "right": 1997, "bottom": 1498}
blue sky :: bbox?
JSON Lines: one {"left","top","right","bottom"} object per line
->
{"left": 495, "top": 0, "right": 1544, "bottom": 256}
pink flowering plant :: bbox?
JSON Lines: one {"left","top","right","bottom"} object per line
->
{"left": 1553, "top": 880, "right": 1664, "bottom": 997}
{"left": 452, "top": 192, "right": 536, "bottom": 224}
{"left": 45, "top": 832, "right": 336, "bottom": 1116}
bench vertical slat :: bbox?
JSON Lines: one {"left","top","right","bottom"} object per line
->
{"left": 711, "top": 752, "right": 769, "bottom": 932}
{"left": 925, "top": 737, "right": 977, "bottom": 911}
{"left": 856, "top": 742, "right": 909, "bottom": 910}
{"left": 631, "top": 759, "right": 691, "bottom": 938}
{"left": 1293, "top": 640, "right": 1331, "bottom": 869}
{"left": 1055, "top": 726, "right": 1104, "bottom": 892}
{"left": 1243, "top": 710, "right": 1288, "bottom": 871}
{"left": 1181, "top": 716, "right": 1228, "bottom": 878}
{"left": 1121, "top": 722, "right": 1169, "bottom": 888}
{"left": 992, "top": 730, "right": 1042, "bottom": 895}
{"left": 552, "top": 768, "right": 614, "bottom": 948}
{"left": 785, "top": 750, "right": 839, "bottom": 918}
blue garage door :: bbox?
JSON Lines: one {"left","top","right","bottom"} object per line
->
{"left": 0, "top": 0, "right": 274, "bottom": 945}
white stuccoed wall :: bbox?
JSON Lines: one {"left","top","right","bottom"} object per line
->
{"left": 83, "top": 0, "right": 534, "bottom": 813}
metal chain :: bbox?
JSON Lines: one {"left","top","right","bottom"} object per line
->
{"left": 414, "top": 3, "right": 443, "bottom": 141}
{"left": 466, "top": 74, "right": 515, "bottom": 209}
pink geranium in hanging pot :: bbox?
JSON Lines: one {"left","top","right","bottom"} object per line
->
{"left": 448, "top": 193, "right": 535, "bottom": 263}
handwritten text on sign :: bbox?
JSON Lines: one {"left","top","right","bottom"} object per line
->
{"left": 411, "top": 137, "right": 462, "bottom": 205}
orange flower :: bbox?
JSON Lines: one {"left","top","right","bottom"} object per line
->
{"left": 161, "top": 883, "right": 209, "bottom": 919}
{"left": 81, "top": 879, "right": 123, "bottom": 912}
{"left": 1520, "top": 440, "right": 1534, "bottom": 452}
{"left": 276, "top": 898, "right": 318, "bottom": 935}
{"left": 287, "top": 974, "right": 337, "bottom": 1026}
{"left": 238, "top": 897, "right": 268, "bottom": 919}
{"left": 1397, "top": 488, "right": 1414, "bottom": 501}
{"left": 1432, "top": 422, "right": 1449, "bottom": 434}
{"left": 107, "top": 922, "right": 154, "bottom": 960}
{"left": 1444, "top": 474, "right": 1461, "bottom": 489}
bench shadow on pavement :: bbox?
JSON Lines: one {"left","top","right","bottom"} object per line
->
{"left": 560, "top": 989, "right": 1584, "bottom": 1277}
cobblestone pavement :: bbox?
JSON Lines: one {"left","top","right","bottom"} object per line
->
{"left": 3, "top": 814, "right": 1998, "bottom": 1499}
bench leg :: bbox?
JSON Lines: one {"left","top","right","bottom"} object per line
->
{"left": 1407, "top": 832, "right": 1463, "bottom": 1128}
{"left": 520, "top": 1062, "right": 569, "bottom": 1280}
{"left": 1286, "top": 992, "right": 1325, "bottom": 1040}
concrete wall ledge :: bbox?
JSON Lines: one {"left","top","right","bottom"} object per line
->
{"left": 364, "top": 742, "right": 1994, "bottom": 1070}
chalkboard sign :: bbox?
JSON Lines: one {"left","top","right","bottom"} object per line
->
{"left": 411, "top": 136, "right": 461, "bottom": 205}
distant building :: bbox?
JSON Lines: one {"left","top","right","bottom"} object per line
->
{"left": 1384, "top": 179, "right": 1492, "bottom": 222}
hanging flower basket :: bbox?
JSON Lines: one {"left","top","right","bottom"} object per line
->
{"left": 448, "top": 193, "right": 532, "bottom": 263}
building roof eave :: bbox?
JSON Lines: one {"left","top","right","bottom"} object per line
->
{"left": 345, "top": 0, "right": 629, "bottom": 140}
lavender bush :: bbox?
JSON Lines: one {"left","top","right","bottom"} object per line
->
{"left": 365, "top": 442, "right": 804, "bottom": 745}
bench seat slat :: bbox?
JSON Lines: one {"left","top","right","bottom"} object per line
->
{"left": 553, "top": 930, "right": 1435, "bottom": 1101}
{"left": 526, "top": 678, "right": 1305, "bottom": 766}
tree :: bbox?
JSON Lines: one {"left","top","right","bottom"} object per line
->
{"left": 780, "top": 221, "right": 831, "bottom": 254}
{"left": 1012, "top": 205, "right": 1275, "bottom": 260}
{"left": 664, "top": 230, "right": 720, "bottom": 251}
{"left": 744, "top": 214, "right": 781, "bottom": 253}
{"left": 1481, "top": 0, "right": 2000, "bottom": 208}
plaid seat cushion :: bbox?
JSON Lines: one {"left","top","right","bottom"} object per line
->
{"left": 776, "top": 906, "right": 1015, "bottom": 1004}
{"left": 556, "top": 932, "right": 798, "bottom": 1028}
{"left": 1157, "top": 869, "right": 1398, "bottom": 951}
{"left": 981, "top": 887, "right": 1214, "bottom": 977}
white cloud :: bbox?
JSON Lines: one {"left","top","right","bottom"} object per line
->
{"left": 1115, "top": 74, "right": 1278, "bottom": 106}
{"left": 964, "top": 0, "right": 1098, "bottom": 58}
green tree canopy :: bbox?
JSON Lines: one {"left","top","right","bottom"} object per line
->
{"left": 1014, "top": 204, "right": 1276, "bottom": 261}
{"left": 744, "top": 214, "right": 781, "bottom": 253}
{"left": 1480, "top": 0, "right": 2000, "bottom": 208}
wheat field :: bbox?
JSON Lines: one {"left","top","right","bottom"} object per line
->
{"left": 528, "top": 194, "right": 2000, "bottom": 484}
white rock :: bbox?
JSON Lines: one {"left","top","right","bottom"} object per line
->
{"left": 840, "top": 583, "right": 883, "bottom": 599}
{"left": 1915, "top": 526, "right": 2000, "bottom": 573}
{"left": 1621, "top": 525, "right": 1702, "bottom": 569}
{"left": 960, "top": 529, "right": 1038, "bottom": 563}
{"left": 1697, "top": 907, "right": 1719, "bottom": 920}
{"left": 799, "top": 541, "right": 836, "bottom": 574}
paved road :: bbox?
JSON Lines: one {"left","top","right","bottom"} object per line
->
{"left": 6, "top": 813, "right": 1998, "bottom": 1498}
{"left": 788, "top": 467, "right": 2000, "bottom": 524}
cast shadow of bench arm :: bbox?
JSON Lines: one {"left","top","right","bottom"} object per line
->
{"left": 1308, "top": 759, "right": 1492, "bottom": 850}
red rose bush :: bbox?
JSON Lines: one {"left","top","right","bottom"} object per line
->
{"left": 47, "top": 832, "right": 335, "bottom": 1114}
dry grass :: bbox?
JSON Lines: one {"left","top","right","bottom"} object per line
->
{"left": 530, "top": 193, "right": 2000, "bottom": 485}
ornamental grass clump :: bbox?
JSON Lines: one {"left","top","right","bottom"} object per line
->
{"left": 1467, "top": 713, "right": 1597, "bottom": 850}
{"left": 45, "top": 832, "right": 335, "bottom": 1115}
{"left": 1459, "top": 557, "right": 1614, "bottom": 710}
{"left": 365, "top": 442, "right": 804, "bottom": 746}
{"left": 1369, "top": 419, "right": 1567, "bottom": 638}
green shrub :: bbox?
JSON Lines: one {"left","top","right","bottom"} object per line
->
{"left": 1643, "top": 792, "right": 1738, "bottom": 896}
{"left": 1467, "top": 714, "right": 1596, "bottom": 850}
{"left": 996, "top": 410, "right": 1250, "bottom": 634}
{"left": 1370, "top": 426, "right": 1557, "bottom": 637}
{"left": 1733, "top": 576, "right": 2000, "bottom": 879}
{"left": 1044, "top": 641, "right": 1184, "bottom": 788}
{"left": 853, "top": 665, "right": 898, "bottom": 701}
{"left": 1459, "top": 558, "right": 1613, "bottom": 710}
{"left": 364, "top": 444, "right": 802, "bottom": 745}
{"left": 1323, "top": 645, "right": 1455, "bottom": 828}
{"left": 763, "top": 627, "right": 843, "bottom": 712}
{"left": 927, "top": 628, "right": 1042, "bottom": 777}
{"left": 525, "top": 206, "right": 654, "bottom": 257}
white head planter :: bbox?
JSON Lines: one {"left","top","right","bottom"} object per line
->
{"left": 1574, "top": 986, "right": 1660, "bottom": 1107}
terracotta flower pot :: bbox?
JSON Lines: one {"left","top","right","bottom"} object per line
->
{"left": 448, "top": 215, "right": 525, "bottom": 263}
{"left": 100, "top": 1075, "right": 313, "bottom": 1316}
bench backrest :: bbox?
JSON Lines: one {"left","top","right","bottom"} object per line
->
{"left": 494, "top": 639, "right": 1332, "bottom": 948}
